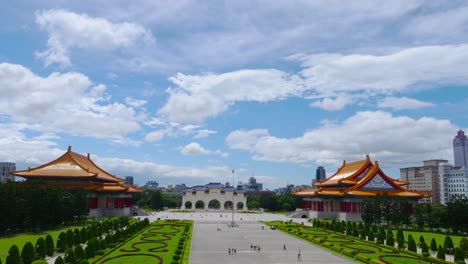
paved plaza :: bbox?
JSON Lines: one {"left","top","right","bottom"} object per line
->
{"left": 146, "top": 211, "right": 353, "bottom": 264}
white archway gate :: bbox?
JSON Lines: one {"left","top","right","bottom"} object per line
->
{"left": 181, "top": 183, "right": 247, "bottom": 211}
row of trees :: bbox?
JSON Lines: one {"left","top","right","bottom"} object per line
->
{"left": 4, "top": 217, "right": 150, "bottom": 264}
{"left": 315, "top": 219, "right": 468, "bottom": 262}
{"left": 246, "top": 193, "right": 302, "bottom": 212}
{"left": 361, "top": 194, "right": 468, "bottom": 234}
{"left": 0, "top": 181, "right": 88, "bottom": 234}
{"left": 133, "top": 190, "right": 182, "bottom": 210}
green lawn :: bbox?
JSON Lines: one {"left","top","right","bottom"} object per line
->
{"left": 265, "top": 221, "right": 452, "bottom": 264}
{"left": 93, "top": 220, "right": 193, "bottom": 264}
{"left": 0, "top": 226, "right": 79, "bottom": 263}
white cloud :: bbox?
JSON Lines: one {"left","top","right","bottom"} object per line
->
{"left": 0, "top": 62, "right": 144, "bottom": 139}
{"left": 226, "top": 111, "right": 455, "bottom": 166}
{"left": 310, "top": 95, "right": 354, "bottom": 111}
{"left": 125, "top": 97, "right": 147, "bottom": 108}
{"left": 159, "top": 69, "right": 304, "bottom": 123}
{"left": 194, "top": 129, "right": 217, "bottom": 139}
{"left": 145, "top": 128, "right": 171, "bottom": 142}
{"left": 295, "top": 44, "right": 468, "bottom": 93}
{"left": 35, "top": 9, "right": 155, "bottom": 66}
{"left": 180, "top": 142, "right": 228, "bottom": 157}
{"left": 377, "top": 97, "right": 434, "bottom": 110}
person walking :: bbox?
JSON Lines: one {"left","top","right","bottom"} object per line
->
{"left": 297, "top": 249, "right": 302, "bottom": 261}
{"left": 283, "top": 244, "right": 287, "bottom": 251}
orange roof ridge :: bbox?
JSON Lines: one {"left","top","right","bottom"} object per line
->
{"left": 346, "top": 161, "right": 402, "bottom": 192}
{"left": 314, "top": 156, "right": 372, "bottom": 187}
{"left": 70, "top": 151, "right": 124, "bottom": 183}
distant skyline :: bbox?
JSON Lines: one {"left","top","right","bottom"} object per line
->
{"left": 1, "top": 1, "right": 468, "bottom": 189}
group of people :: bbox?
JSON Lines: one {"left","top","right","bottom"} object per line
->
{"left": 216, "top": 227, "right": 222, "bottom": 231}
{"left": 228, "top": 248, "right": 237, "bottom": 255}
{"left": 251, "top": 244, "right": 261, "bottom": 252}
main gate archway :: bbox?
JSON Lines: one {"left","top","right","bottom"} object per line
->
{"left": 181, "top": 184, "right": 247, "bottom": 211}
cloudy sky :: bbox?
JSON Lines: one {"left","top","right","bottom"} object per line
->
{"left": 1, "top": 1, "right": 467, "bottom": 189}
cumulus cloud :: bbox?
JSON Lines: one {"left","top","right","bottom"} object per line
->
{"left": 226, "top": 111, "right": 455, "bottom": 166}
{"left": 294, "top": 44, "right": 468, "bottom": 93}
{"left": 180, "top": 142, "right": 228, "bottom": 157}
{"left": 125, "top": 97, "right": 147, "bottom": 108}
{"left": 35, "top": 9, "right": 155, "bottom": 66}
{"left": 310, "top": 95, "right": 354, "bottom": 111}
{"left": 144, "top": 128, "right": 171, "bottom": 142}
{"left": 158, "top": 69, "right": 304, "bottom": 123}
{"left": 0, "top": 62, "right": 144, "bottom": 139}
{"left": 194, "top": 129, "right": 217, "bottom": 138}
{"left": 377, "top": 97, "right": 434, "bottom": 110}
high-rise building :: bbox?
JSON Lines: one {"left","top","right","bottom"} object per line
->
{"left": 400, "top": 159, "right": 448, "bottom": 204}
{"left": 315, "top": 166, "right": 326, "bottom": 182}
{"left": 124, "top": 176, "right": 134, "bottom": 185}
{"left": 454, "top": 129, "right": 468, "bottom": 168}
{"left": 0, "top": 162, "right": 16, "bottom": 183}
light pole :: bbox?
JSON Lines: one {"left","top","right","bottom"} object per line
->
{"left": 231, "top": 169, "right": 235, "bottom": 227}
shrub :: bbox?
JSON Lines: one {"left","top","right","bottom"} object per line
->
{"left": 376, "top": 227, "right": 385, "bottom": 244}
{"left": 57, "top": 232, "right": 68, "bottom": 252}
{"left": 32, "top": 261, "right": 48, "bottom": 264}
{"left": 437, "top": 245, "right": 445, "bottom": 260}
{"left": 80, "top": 228, "right": 87, "bottom": 244}
{"left": 45, "top": 234, "right": 55, "bottom": 256}
{"left": 422, "top": 252, "right": 430, "bottom": 257}
{"left": 54, "top": 256, "right": 64, "bottom": 264}
{"left": 396, "top": 229, "right": 405, "bottom": 248}
{"left": 444, "top": 235, "right": 454, "bottom": 252}
{"left": 407, "top": 234, "right": 416, "bottom": 252}
{"left": 367, "top": 230, "right": 375, "bottom": 242}
{"left": 173, "top": 255, "right": 180, "bottom": 261}
{"left": 35, "top": 237, "right": 47, "bottom": 259}
{"left": 66, "top": 230, "right": 74, "bottom": 248}
{"left": 460, "top": 238, "right": 468, "bottom": 258}
{"left": 430, "top": 238, "right": 437, "bottom": 252}
{"left": 79, "top": 260, "right": 89, "bottom": 264}
{"left": 386, "top": 229, "right": 394, "bottom": 247}
{"left": 21, "top": 242, "right": 36, "bottom": 264}
{"left": 74, "top": 245, "right": 85, "bottom": 262}
{"left": 421, "top": 241, "right": 429, "bottom": 255}
{"left": 64, "top": 248, "right": 76, "bottom": 264}
{"left": 454, "top": 248, "right": 465, "bottom": 263}
{"left": 73, "top": 229, "right": 81, "bottom": 246}
{"left": 85, "top": 238, "right": 99, "bottom": 258}
{"left": 6, "top": 245, "right": 21, "bottom": 264}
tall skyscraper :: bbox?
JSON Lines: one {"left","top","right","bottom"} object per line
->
{"left": 315, "top": 166, "right": 326, "bottom": 182}
{"left": 454, "top": 129, "right": 468, "bottom": 168}
{"left": 124, "top": 176, "right": 134, "bottom": 185}
{"left": 0, "top": 162, "right": 16, "bottom": 183}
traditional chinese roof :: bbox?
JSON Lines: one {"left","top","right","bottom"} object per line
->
{"left": 12, "top": 146, "right": 124, "bottom": 183}
{"left": 294, "top": 156, "right": 429, "bottom": 199}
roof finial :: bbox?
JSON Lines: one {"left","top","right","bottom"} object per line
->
{"left": 87, "top": 153, "right": 90, "bottom": 159}
{"left": 366, "top": 154, "right": 370, "bottom": 161}
{"left": 67, "top": 145, "right": 72, "bottom": 152}
{"left": 375, "top": 160, "right": 379, "bottom": 167}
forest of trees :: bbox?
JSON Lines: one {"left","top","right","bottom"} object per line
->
{"left": 0, "top": 181, "right": 88, "bottom": 234}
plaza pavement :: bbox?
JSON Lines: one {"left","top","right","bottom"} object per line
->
{"left": 146, "top": 211, "right": 353, "bottom": 264}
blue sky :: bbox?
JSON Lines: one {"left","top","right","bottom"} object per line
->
{"left": 1, "top": 1, "right": 468, "bottom": 189}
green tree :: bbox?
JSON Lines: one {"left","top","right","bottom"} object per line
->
{"left": 447, "top": 194, "right": 468, "bottom": 234}
{"left": 45, "top": 234, "right": 55, "bottom": 256}
{"left": 421, "top": 241, "right": 429, "bottom": 255}
{"left": 430, "top": 238, "right": 437, "bottom": 252}
{"left": 444, "top": 235, "right": 454, "bottom": 253}
{"left": 6, "top": 245, "right": 21, "bottom": 264}
{"left": 368, "top": 230, "right": 375, "bottom": 242}
{"left": 407, "top": 234, "right": 417, "bottom": 252}
{"left": 21, "top": 242, "right": 36, "bottom": 264}
{"left": 73, "top": 229, "right": 81, "bottom": 246}
{"left": 74, "top": 245, "right": 85, "bottom": 262}
{"left": 396, "top": 229, "right": 405, "bottom": 248}
{"left": 150, "top": 190, "right": 163, "bottom": 210}
{"left": 386, "top": 229, "right": 394, "bottom": 247}
{"left": 64, "top": 248, "right": 76, "bottom": 264}
{"left": 66, "top": 230, "right": 74, "bottom": 248}
{"left": 54, "top": 256, "right": 64, "bottom": 264}
{"left": 455, "top": 248, "right": 465, "bottom": 263}
{"left": 57, "top": 232, "right": 67, "bottom": 252}
{"left": 437, "top": 245, "right": 446, "bottom": 260}
{"left": 376, "top": 226, "right": 385, "bottom": 244}
{"left": 35, "top": 237, "right": 47, "bottom": 259}
{"left": 460, "top": 237, "right": 468, "bottom": 258}
{"left": 429, "top": 204, "right": 448, "bottom": 229}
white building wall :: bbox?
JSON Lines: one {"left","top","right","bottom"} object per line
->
{"left": 440, "top": 166, "right": 468, "bottom": 205}
{"left": 181, "top": 186, "right": 247, "bottom": 211}
{"left": 0, "top": 162, "right": 16, "bottom": 183}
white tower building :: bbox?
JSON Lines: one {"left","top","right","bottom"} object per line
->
{"left": 454, "top": 130, "right": 468, "bottom": 168}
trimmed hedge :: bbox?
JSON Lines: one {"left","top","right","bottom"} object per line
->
{"left": 45, "top": 234, "right": 55, "bottom": 257}
{"left": 6, "top": 245, "right": 21, "bottom": 264}
{"left": 21, "top": 242, "right": 36, "bottom": 264}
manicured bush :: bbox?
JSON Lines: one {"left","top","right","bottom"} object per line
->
{"left": 85, "top": 238, "right": 99, "bottom": 258}
{"left": 57, "top": 232, "right": 68, "bottom": 252}
{"left": 79, "top": 260, "right": 89, "bottom": 264}
{"left": 396, "top": 229, "right": 405, "bottom": 248}
{"left": 385, "top": 229, "right": 394, "bottom": 247}
{"left": 454, "top": 248, "right": 465, "bottom": 263}
{"left": 430, "top": 238, "right": 437, "bottom": 252}
{"left": 460, "top": 238, "right": 468, "bottom": 258}
{"left": 376, "top": 227, "right": 385, "bottom": 244}
{"left": 367, "top": 230, "right": 375, "bottom": 242}
{"left": 421, "top": 241, "right": 429, "bottom": 255}
{"left": 80, "top": 228, "right": 87, "bottom": 244}
{"left": 437, "top": 245, "right": 445, "bottom": 260}
{"left": 64, "top": 248, "right": 76, "bottom": 264}
{"left": 66, "top": 229, "right": 74, "bottom": 248}
{"left": 444, "top": 235, "right": 454, "bottom": 252}
{"left": 407, "top": 234, "right": 416, "bottom": 252}
{"left": 74, "top": 245, "right": 85, "bottom": 262}
{"left": 73, "top": 229, "right": 81, "bottom": 246}
{"left": 54, "top": 256, "right": 64, "bottom": 264}
{"left": 6, "top": 245, "right": 21, "bottom": 264}
{"left": 46, "top": 234, "right": 55, "bottom": 256}
{"left": 21, "top": 242, "right": 36, "bottom": 264}
{"left": 35, "top": 237, "right": 47, "bottom": 259}
{"left": 32, "top": 261, "right": 48, "bottom": 264}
